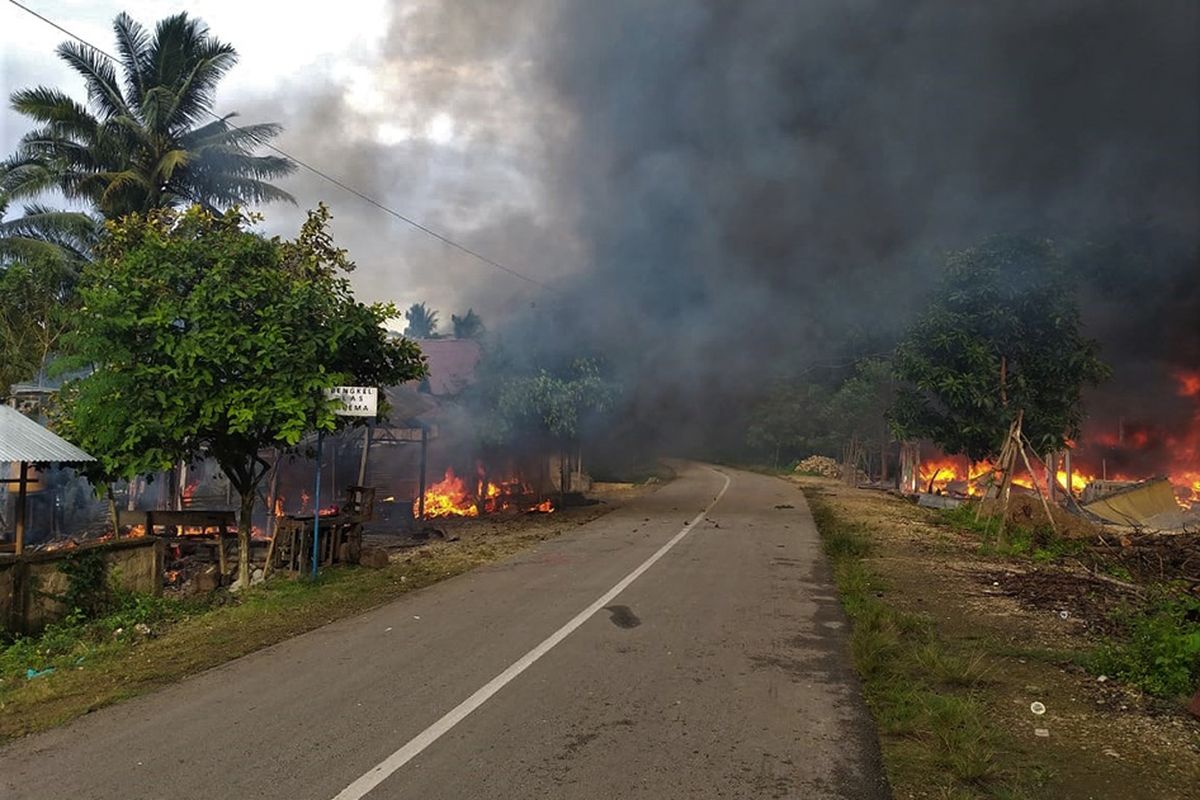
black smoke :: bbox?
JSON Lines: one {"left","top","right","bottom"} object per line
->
{"left": 511, "top": 1, "right": 1196, "bottom": 456}
{"left": 261, "top": 1, "right": 1200, "bottom": 459}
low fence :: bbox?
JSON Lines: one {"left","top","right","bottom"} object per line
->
{"left": 0, "top": 536, "right": 164, "bottom": 634}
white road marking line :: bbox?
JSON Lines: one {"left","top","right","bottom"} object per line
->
{"left": 331, "top": 467, "right": 733, "bottom": 800}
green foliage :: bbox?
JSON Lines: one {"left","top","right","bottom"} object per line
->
{"left": 806, "top": 490, "right": 1042, "bottom": 798}
{"left": 827, "top": 358, "right": 896, "bottom": 443}
{"left": 0, "top": 589, "right": 194, "bottom": 686}
{"left": 1, "top": 12, "right": 295, "bottom": 218}
{"left": 481, "top": 357, "right": 618, "bottom": 445}
{"left": 937, "top": 504, "right": 1085, "bottom": 561}
{"left": 58, "top": 549, "right": 112, "bottom": 621}
{"left": 404, "top": 302, "right": 439, "bottom": 338}
{"left": 1091, "top": 594, "right": 1200, "bottom": 700}
{"left": 0, "top": 250, "right": 79, "bottom": 394}
{"left": 745, "top": 380, "right": 837, "bottom": 463}
{"left": 890, "top": 236, "right": 1109, "bottom": 461}
{"left": 745, "top": 358, "right": 896, "bottom": 467}
{"left": 58, "top": 203, "right": 423, "bottom": 482}
{"left": 55, "top": 204, "right": 425, "bottom": 583}
{"left": 451, "top": 308, "right": 484, "bottom": 339}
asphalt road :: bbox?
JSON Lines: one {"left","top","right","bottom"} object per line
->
{"left": 0, "top": 463, "right": 887, "bottom": 799}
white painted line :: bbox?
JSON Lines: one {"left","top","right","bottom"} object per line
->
{"left": 331, "top": 467, "right": 733, "bottom": 800}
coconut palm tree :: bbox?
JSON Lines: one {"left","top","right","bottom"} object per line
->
{"left": 404, "top": 302, "right": 440, "bottom": 339}
{"left": 1, "top": 11, "right": 295, "bottom": 219}
{"left": 451, "top": 308, "right": 485, "bottom": 339}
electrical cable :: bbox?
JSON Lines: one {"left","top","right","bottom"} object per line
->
{"left": 4, "top": 0, "right": 553, "bottom": 289}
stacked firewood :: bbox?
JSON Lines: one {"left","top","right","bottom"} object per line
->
{"left": 794, "top": 455, "right": 842, "bottom": 478}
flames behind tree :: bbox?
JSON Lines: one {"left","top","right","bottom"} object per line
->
{"left": 917, "top": 372, "right": 1200, "bottom": 510}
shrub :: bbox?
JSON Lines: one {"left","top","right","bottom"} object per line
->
{"left": 1091, "top": 594, "right": 1200, "bottom": 699}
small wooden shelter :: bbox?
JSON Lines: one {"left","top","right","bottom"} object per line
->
{"left": 0, "top": 405, "right": 96, "bottom": 553}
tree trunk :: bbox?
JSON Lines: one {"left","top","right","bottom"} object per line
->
{"left": 559, "top": 442, "right": 569, "bottom": 503}
{"left": 237, "top": 488, "right": 255, "bottom": 588}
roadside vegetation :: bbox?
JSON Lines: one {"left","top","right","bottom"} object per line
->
{"left": 801, "top": 477, "right": 1200, "bottom": 800}
{"left": 808, "top": 490, "right": 1049, "bottom": 798}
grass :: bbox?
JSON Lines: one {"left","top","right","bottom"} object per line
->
{"left": 937, "top": 505, "right": 1086, "bottom": 562}
{"left": 1088, "top": 593, "right": 1200, "bottom": 700}
{"left": 806, "top": 490, "right": 1047, "bottom": 799}
{"left": 938, "top": 503, "right": 1200, "bottom": 704}
{"left": 0, "top": 523, "right": 567, "bottom": 742}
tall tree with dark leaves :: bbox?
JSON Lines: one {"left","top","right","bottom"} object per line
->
{"left": 890, "top": 236, "right": 1110, "bottom": 461}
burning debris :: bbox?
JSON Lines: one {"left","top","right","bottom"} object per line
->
{"left": 416, "top": 467, "right": 554, "bottom": 519}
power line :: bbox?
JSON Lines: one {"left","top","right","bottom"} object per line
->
{"left": 4, "top": 0, "right": 553, "bottom": 290}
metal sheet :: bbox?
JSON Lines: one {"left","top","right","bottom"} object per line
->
{"left": 0, "top": 405, "right": 95, "bottom": 463}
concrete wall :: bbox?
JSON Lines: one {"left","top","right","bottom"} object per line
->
{"left": 0, "top": 536, "right": 164, "bottom": 634}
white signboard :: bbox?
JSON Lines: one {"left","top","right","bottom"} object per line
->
{"left": 326, "top": 386, "right": 378, "bottom": 417}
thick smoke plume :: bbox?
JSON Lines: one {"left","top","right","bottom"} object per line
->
{"left": 266, "top": 1, "right": 1199, "bottom": 457}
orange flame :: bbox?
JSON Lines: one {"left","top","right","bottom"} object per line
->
{"left": 414, "top": 467, "right": 555, "bottom": 519}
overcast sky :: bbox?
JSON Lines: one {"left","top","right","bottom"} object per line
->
{"left": 0, "top": 0, "right": 565, "bottom": 328}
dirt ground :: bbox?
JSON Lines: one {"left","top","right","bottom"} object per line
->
{"left": 793, "top": 476, "right": 1200, "bottom": 800}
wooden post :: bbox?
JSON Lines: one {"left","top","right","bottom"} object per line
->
{"left": 1064, "top": 449, "right": 1073, "bottom": 498}
{"left": 1017, "top": 439, "right": 1057, "bottom": 534}
{"left": 266, "top": 449, "right": 281, "bottom": 540}
{"left": 216, "top": 519, "right": 228, "bottom": 583}
{"left": 1046, "top": 450, "right": 1058, "bottom": 503}
{"left": 357, "top": 424, "right": 372, "bottom": 487}
{"left": 417, "top": 426, "right": 428, "bottom": 522}
{"left": 14, "top": 461, "right": 29, "bottom": 555}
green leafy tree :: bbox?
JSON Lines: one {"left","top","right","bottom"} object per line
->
{"left": 827, "top": 358, "right": 896, "bottom": 479}
{"left": 479, "top": 357, "right": 618, "bottom": 494}
{"left": 56, "top": 204, "right": 426, "bottom": 585}
{"left": 890, "top": 236, "right": 1109, "bottom": 461}
{"left": 0, "top": 251, "right": 79, "bottom": 396}
{"left": 451, "top": 308, "right": 484, "bottom": 339}
{"left": 745, "top": 380, "right": 836, "bottom": 467}
{"left": 403, "top": 302, "right": 439, "bottom": 339}
{"left": 2, "top": 12, "right": 295, "bottom": 218}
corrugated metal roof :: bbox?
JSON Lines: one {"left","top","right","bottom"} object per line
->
{"left": 0, "top": 405, "right": 95, "bottom": 463}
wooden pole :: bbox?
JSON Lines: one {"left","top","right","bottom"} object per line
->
{"left": 266, "top": 449, "right": 281, "bottom": 540}
{"left": 417, "top": 426, "right": 428, "bottom": 522}
{"left": 1017, "top": 440, "right": 1057, "bottom": 534}
{"left": 14, "top": 461, "right": 29, "bottom": 555}
{"left": 1046, "top": 450, "right": 1058, "bottom": 503}
{"left": 357, "top": 424, "right": 372, "bottom": 487}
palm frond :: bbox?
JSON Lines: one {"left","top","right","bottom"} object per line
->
{"left": 154, "top": 149, "right": 191, "bottom": 183}
{"left": 192, "top": 149, "right": 297, "bottom": 181}
{"left": 186, "top": 175, "right": 295, "bottom": 207}
{"left": 183, "top": 117, "right": 284, "bottom": 151}
{"left": 55, "top": 41, "right": 130, "bottom": 120}
{"left": 0, "top": 205, "right": 100, "bottom": 263}
{"left": 0, "top": 158, "right": 59, "bottom": 200}
{"left": 112, "top": 12, "right": 151, "bottom": 107}
{"left": 9, "top": 87, "right": 99, "bottom": 140}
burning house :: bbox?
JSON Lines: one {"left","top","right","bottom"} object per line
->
{"left": 901, "top": 369, "right": 1200, "bottom": 529}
